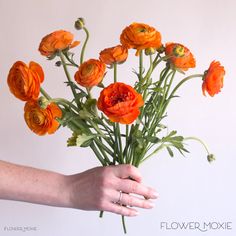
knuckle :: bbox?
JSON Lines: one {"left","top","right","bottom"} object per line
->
{"left": 95, "top": 198, "right": 104, "bottom": 209}
{"left": 130, "top": 181, "right": 138, "bottom": 193}
{"left": 142, "top": 200, "right": 148, "bottom": 208}
{"left": 127, "top": 197, "right": 134, "bottom": 207}
{"left": 97, "top": 172, "right": 111, "bottom": 188}
{"left": 125, "top": 164, "right": 135, "bottom": 173}
{"left": 96, "top": 188, "right": 108, "bottom": 203}
{"left": 119, "top": 206, "right": 126, "bottom": 216}
{"left": 146, "top": 187, "right": 153, "bottom": 198}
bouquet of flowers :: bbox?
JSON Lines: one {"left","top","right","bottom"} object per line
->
{"left": 7, "top": 18, "right": 225, "bottom": 233}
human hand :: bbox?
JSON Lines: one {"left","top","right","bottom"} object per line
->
{"left": 65, "top": 164, "right": 158, "bottom": 216}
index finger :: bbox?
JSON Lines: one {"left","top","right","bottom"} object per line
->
{"left": 117, "top": 178, "right": 159, "bottom": 199}
{"left": 112, "top": 164, "right": 142, "bottom": 183}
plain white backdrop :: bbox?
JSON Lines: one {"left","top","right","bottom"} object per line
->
{"left": 0, "top": 0, "right": 235, "bottom": 235}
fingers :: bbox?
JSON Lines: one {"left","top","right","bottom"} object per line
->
{"left": 113, "top": 164, "right": 142, "bottom": 183}
{"left": 105, "top": 202, "right": 139, "bottom": 217}
{"left": 117, "top": 178, "right": 158, "bottom": 199}
{"left": 115, "top": 191, "right": 155, "bottom": 209}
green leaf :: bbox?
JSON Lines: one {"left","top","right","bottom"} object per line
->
{"left": 76, "top": 134, "right": 96, "bottom": 147}
{"left": 78, "top": 110, "right": 93, "bottom": 119}
{"left": 97, "top": 82, "right": 105, "bottom": 88}
{"left": 168, "top": 130, "right": 177, "bottom": 137}
{"left": 147, "top": 136, "right": 160, "bottom": 143}
{"left": 170, "top": 136, "right": 184, "bottom": 142}
{"left": 84, "top": 98, "right": 97, "bottom": 113}
{"left": 166, "top": 146, "right": 174, "bottom": 157}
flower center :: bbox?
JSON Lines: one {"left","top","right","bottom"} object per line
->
{"left": 173, "top": 45, "right": 185, "bottom": 57}
{"left": 83, "top": 64, "right": 94, "bottom": 76}
{"left": 32, "top": 112, "right": 44, "bottom": 125}
{"left": 110, "top": 92, "right": 131, "bottom": 106}
{"left": 137, "top": 27, "right": 147, "bottom": 33}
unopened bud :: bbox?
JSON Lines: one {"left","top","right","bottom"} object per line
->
{"left": 74, "top": 18, "right": 85, "bottom": 30}
{"left": 145, "top": 47, "right": 156, "bottom": 56}
{"left": 207, "top": 154, "right": 216, "bottom": 163}
{"left": 55, "top": 61, "right": 62, "bottom": 67}
{"left": 173, "top": 45, "right": 185, "bottom": 57}
{"left": 156, "top": 44, "right": 165, "bottom": 53}
{"left": 38, "top": 96, "right": 50, "bottom": 109}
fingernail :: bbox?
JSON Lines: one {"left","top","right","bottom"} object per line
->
{"left": 133, "top": 211, "right": 139, "bottom": 216}
{"left": 152, "top": 191, "right": 159, "bottom": 199}
{"left": 148, "top": 202, "right": 155, "bottom": 208}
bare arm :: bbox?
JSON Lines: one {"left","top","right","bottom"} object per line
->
{"left": 0, "top": 160, "right": 158, "bottom": 216}
{"left": 0, "top": 160, "right": 70, "bottom": 207}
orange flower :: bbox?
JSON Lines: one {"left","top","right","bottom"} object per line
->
{"left": 165, "top": 43, "right": 196, "bottom": 71}
{"left": 202, "top": 61, "right": 225, "bottom": 97}
{"left": 74, "top": 59, "right": 106, "bottom": 87}
{"left": 39, "top": 30, "right": 80, "bottom": 57}
{"left": 7, "top": 61, "right": 44, "bottom": 101}
{"left": 99, "top": 45, "right": 128, "bottom": 65}
{"left": 120, "top": 22, "right": 162, "bottom": 56}
{"left": 24, "top": 100, "right": 62, "bottom": 135}
{"left": 97, "top": 82, "right": 144, "bottom": 124}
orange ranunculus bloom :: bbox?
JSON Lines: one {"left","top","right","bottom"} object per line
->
{"left": 24, "top": 100, "right": 62, "bottom": 135}
{"left": 74, "top": 59, "right": 106, "bottom": 87}
{"left": 165, "top": 43, "right": 196, "bottom": 71}
{"left": 99, "top": 45, "right": 128, "bottom": 65}
{"left": 38, "top": 30, "right": 80, "bottom": 57}
{"left": 202, "top": 61, "right": 225, "bottom": 97}
{"left": 120, "top": 22, "right": 162, "bottom": 56}
{"left": 97, "top": 82, "right": 144, "bottom": 124}
{"left": 7, "top": 61, "right": 44, "bottom": 101}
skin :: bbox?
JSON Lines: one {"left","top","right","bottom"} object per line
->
{"left": 0, "top": 160, "right": 158, "bottom": 217}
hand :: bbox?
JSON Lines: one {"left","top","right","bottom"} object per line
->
{"left": 66, "top": 164, "right": 158, "bottom": 216}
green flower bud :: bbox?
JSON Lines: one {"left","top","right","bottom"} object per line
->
{"left": 156, "top": 44, "right": 165, "bottom": 53}
{"left": 173, "top": 45, "right": 185, "bottom": 57}
{"left": 67, "top": 132, "right": 78, "bottom": 147}
{"left": 145, "top": 47, "right": 156, "bottom": 56}
{"left": 207, "top": 154, "right": 216, "bottom": 163}
{"left": 55, "top": 61, "right": 62, "bottom": 67}
{"left": 74, "top": 18, "right": 85, "bottom": 30}
{"left": 38, "top": 96, "right": 50, "bottom": 109}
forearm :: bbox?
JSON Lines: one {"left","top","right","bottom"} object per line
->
{"left": 0, "top": 161, "right": 158, "bottom": 216}
{"left": 0, "top": 160, "right": 70, "bottom": 208}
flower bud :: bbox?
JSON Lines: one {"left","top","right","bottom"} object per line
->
{"left": 207, "top": 154, "right": 216, "bottom": 163}
{"left": 145, "top": 47, "right": 156, "bottom": 56}
{"left": 156, "top": 44, "right": 165, "bottom": 53}
{"left": 173, "top": 45, "right": 185, "bottom": 57}
{"left": 55, "top": 61, "right": 62, "bottom": 67}
{"left": 38, "top": 96, "right": 50, "bottom": 109}
{"left": 74, "top": 18, "right": 85, "bottom": 30}
{"left": 67, "top": 133, "right": 78, "bottom": 146}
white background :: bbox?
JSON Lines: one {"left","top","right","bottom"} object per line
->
{"left": 0, "top": 0, "right": 235, "bottom": 235}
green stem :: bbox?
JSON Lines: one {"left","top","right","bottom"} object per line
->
{"left": 122, "top": 215, "right": 127, "bottom": 234}
{"left": 94, "top": 138, "right": 114, "bottom": 157}
{"left": 99, "top": 211, "right": 104, "bottom": 218}
{"left": 184, "top": 136, "right": 210, "bottom": 155}
{"left": 86, "top": 87, "right": 92, "bottom": 99}
{"left": 124, "top": 125, "right": 129, "bottom": 163}
{"left": 59, "top": 51, "right": 80, "bottom": 108}
{"left": 139, "top": 50, "right": 143, "bottom": 81}
{"left": 117, "top": 123, "right": 124, "bottom": 164}
{"left": 94, "top": 139, "right": 112, "bottom": 164}
{"left": 90, "top": 142, "right": 106, "bottom": 166}
{"left": 80, "top": 27, "right": 89, "bottom": 65}
{"left": 40, "top": 87, "right": 51, "bottom": 100}
{"left": 160, "top": 74, "right": 204, "bottom": 118}
{"left": 141, "top": 143, "right": 167, "bottom": 163}
{"left": 114, "top": 63, "right": 117, "bottom": 83}
{"left": 168, "top": 74, "right": 204, "bottom": 100}
{"left": 50, "top": 98, "right": 79, "bottom": 112}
